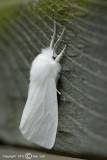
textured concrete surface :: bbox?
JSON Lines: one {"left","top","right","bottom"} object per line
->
{"left": 0, "top": 0, "right": 107, "bottom": 159}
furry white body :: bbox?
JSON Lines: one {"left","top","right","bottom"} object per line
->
{"left": 19, "top": 48, "right": 60, "bottom": 149}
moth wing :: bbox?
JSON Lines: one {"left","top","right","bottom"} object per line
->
{"left": 19, "top": 56, "right": 58, "bottom": 149}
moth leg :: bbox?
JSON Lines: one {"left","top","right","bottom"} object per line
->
{"left": 56, "top": 89, "right": 61, "bottom": 95}
{"left": 50, "top": 20, "right": 56, "bottom": 49}
{"left": 53, "top": 27, "right": 65, "bottom": 52}
{"left": 55, "top": 44, "right": 66, "bottom": 62}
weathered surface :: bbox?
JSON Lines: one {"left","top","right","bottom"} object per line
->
{"left": 0, "top": 0, "right": 107, "bottom": 159}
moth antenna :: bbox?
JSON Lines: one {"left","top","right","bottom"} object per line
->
{"left": 53, "top": 27, "right": 65, "bottom": 53}
{"left": 50, "top": 20, "right": 56, "bottom": 49}
{"left": 55, "top": 44, "right": 66, "bottom": 62}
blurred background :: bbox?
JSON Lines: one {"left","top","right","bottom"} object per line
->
{"left": 0, "top": 0, "right": 107, "bottom": 159}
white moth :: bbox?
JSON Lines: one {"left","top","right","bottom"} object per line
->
{"left": 19, "top": 21, "right": 66, "bottom": 149}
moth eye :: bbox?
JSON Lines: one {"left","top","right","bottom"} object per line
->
{"left": 52, "top": 56, "right": 56, "bottom": 60}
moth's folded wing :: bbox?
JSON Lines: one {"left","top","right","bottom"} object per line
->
{"left": 19, "top": 60, "right": 58, "bottom": 149}
{"left": 36, "top": 77, "right": 58, "bottom": 149}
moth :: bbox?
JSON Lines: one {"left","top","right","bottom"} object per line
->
{"left": 19, "top": 21, "right": 66, "bottom": 149}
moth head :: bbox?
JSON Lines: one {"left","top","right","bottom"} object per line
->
{"left": 41, "top": 47, "right": 55, "bottom": 58}
{"left": 53, "top": 52, "right": 57, "bottom": 59}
